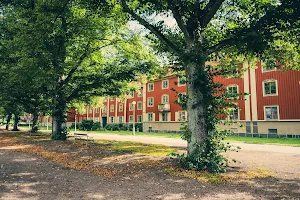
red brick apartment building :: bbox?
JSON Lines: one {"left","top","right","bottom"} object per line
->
{"left": 64, "top": 61, "right": 300, "bottom": 136}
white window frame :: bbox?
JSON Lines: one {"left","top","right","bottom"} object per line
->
{"left": 129, "top": 103, "right": 134, "bottom": 111}
{"left": 264, "top": 105, "right": 280, "bottom": 121}
{"left": 95, "top": 108, "right": 99, "bottom": 113}
{"left": 137, "top": 101, "right": 142, "bottom": 110}
{"left": 162, "top": 94, "right": 169, "bottom": 104}
{"left": 102, "top": 105, "right": 107, "bottom": 113}
{"left": 227, "top": 84, "right": 239, "bottom": 95}
{"left": 118, "top": 116, "right": 123, "bottom": 123}
{"left": 178, "top": 111, "right": 187, "bottom": 121}
{"left": 148, "top": 83, "right": 154, "bottom": 92}
{"left": 148, "top": 113, "right": 153, "bottom": 122}
{"left": 110, "top": 105, "right": 114, "bottom": 112}
{"left": 161, "top": 112, "right": 168, "bottom": 122}
{"left": 178, "top": 77, "right": 186, "bottom": 86}
{"left": 177, "top": 92, "right": 186, "bottom": 103}
{"left": 227, "top": 108, "right": 240, "bottom": 120}
{"left": 129, "top": 115, "right": 134, "bottom": 122}
{"left": 119, "top": 104, "right": 123, "bottom": 112}
{"left": 263, "top": 79, "right": 278, "bottom": 96}
{"left": 162, "top": 79, "right": 169, "bottom": 89}
{"left": 262, "top": 63, "right": 277, "bottom": 72}
{"left": 137, "top": 115, "right": 142, "bottom": 122}
{"left": 147, "top": 97, "right": 154, "bottom": 107}
{"left": 110, "top": 116, "right": 115, "bottom": 123}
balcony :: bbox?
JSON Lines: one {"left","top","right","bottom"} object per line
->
{"left": 158, "top": 103, "right": 170, "bottom": 112}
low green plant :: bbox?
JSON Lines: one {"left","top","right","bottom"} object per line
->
{"left": 173, "top": 129, "right": 240, "bottom": 173}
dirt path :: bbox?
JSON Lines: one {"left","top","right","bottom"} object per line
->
{"left": 1, "top": 148, "right": 299, "bottom": 200}
{"left": 1, "top": 131, "right": 300, "bottom": 199}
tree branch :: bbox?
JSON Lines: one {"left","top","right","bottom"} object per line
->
{"left": 120, "top": 0, "right": 181, "bottom": 55}
{"left": 167, "top": 0, "right": 191, "bottom": 42}
{"left": 206, "top": 38, "right": 236, "bottom": 54}
{"left": 200, "top": 0, "right": 225, "bottom": 28}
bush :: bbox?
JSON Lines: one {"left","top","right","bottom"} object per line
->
{"left": 127, "top": 123, "right": 143, "bottom": 132}
{"left": 92, "top": 122, "right": 101, "bottom": 131}
{"left": 80, "top": 120, "right": 94, "bottom": 131}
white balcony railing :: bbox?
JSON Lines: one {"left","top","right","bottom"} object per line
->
{"left": 158, "top": 103, "right": 170, "bottom": 112}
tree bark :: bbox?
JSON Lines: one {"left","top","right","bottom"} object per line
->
{"left": 12, "top": 113, "right": 20, "bottom": 131}
{"left": 6, "top": 113, "right": 12, "bottom": 130}
{"left": 186, "top": 60, "right": 210, "bottom": 157}
{"left": 31, "top": 112, "right": 39, "bottom": 133}
{"left": 51, "top": 95, "right": 67, "bottom": 140}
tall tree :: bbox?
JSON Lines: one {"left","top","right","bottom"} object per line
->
{"left": 0, "top": 0, "right": 157, "bottom": 139}
{"left": 118, "top": 0, "right": 300, "bottom": 171}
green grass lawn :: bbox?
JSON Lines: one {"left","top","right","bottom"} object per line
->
{"left": 95, "top": 140, "right": 178, "bottom": 156}
{"left": 226, "top": 136, "right": 300, "bottom": 146}
{"left": 82, "top": 130, "right": 300, "bottom": 146}
{"left": 76, "top": 130, "right": 182, "bottom": 138}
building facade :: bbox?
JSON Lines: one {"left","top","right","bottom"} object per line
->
{"left": 67, "top": 61, "right": 300, "bottom": 136}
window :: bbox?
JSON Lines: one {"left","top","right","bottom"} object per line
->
{"left": 89, "top": 107, "right": 93, "bottom": 113}
{"left": 162, "top": 113, "right": 168, "bottom": 121}
{"left": 178, "top": 111, "right": 186, "bottom": 121}
{"left": 111, "top": 96, "right": 115, "bottom": 100}
{"left": 137, "top": 115, "right": 142, "bottom": 122}
{"left": 138, "top": 89, "right": 143, "bottom": 97}
{"left": 110, "top": 105, "right": 114, "bottom": 112}
{"left": 110, "top": 117, "right": 114, "bottom": 123}
{"left": 177, "top": 93, "right": 186, "bottom": 103}
{"left": 129, "top": 91, "right": 134, "bottom": 98}
{"left": 129, "top": 103, "right": 134, "bottom": 111}
{"left": 137, "top": 101, "right": 142, "bottom": 110}
{"left": 228, "top": 108, "right": 239, "bottom": 120}
{"left": 268, "top": 129, "right": 278, "bottom": 134}
{"left": 162, "top": 80, "right": 168, "bottom": 89}
{"left": 162, "top": 95, "right": 169, "bottom": 104}
{"left": 265, "top": 106, "right": 279, "bottom": 120}
{"left": 178, "top": 77, "right": 186, "bottom": 86}
{"left": 118, "top": 116, "right": 123, "bottom": 123}
{"left": 263, "top": 80, "right": 277, "bottom": 96}
{"left": 148, "top": 113, "right": 153, "bottom": 121}
{"left": 129, "top": 115, "right": 134, "bottom": 122}
{"left": 148, "top": 83, "right": 154, "bottom": 91}
{"left": 148, "top": 97, "right": 154, "bottom": 107}
{"left": 119, "top": 104, "right": 123, "bottom": 112}
{"left": 263, "top": 65, "right": 276, "bottom": 72}
{"left": 95, "top": 108, "right": 99, "bottom": 113}
{"left": 227, "top": 85, "right": 238, "bottom": 95}
{"left": 102, "top": 106, "right": 107, "bottom": 113}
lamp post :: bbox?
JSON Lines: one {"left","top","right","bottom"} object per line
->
{"left": 132, "top": 101, "right": 136, "bottom": 135}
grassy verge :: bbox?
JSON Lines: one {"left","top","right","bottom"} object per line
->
{"left": 77, "top": 130, "right": 182, "bottom": 138}
{"left": 226, "top": 136, "right": 300, "bottom": 146}
{"left": 95, "top": 140, "right": 179, "bottom": 156}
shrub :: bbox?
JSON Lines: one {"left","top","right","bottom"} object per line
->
{"left": 92, "top": 122, "right": 101, "bottom": 130}
{"left": 80, "top": 120, "right": 94, "bottom": 131}
{"left": 127, "top": 123, "right": 143, "bottom": 132}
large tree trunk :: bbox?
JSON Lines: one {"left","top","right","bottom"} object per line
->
{"left": 5, "top": 113, "right": 12, "bottom": 130}
{"left": 12, "top": 113, "right": 20, "bottom": 131}
{"left": 52, "top": 95, "right": 67, "bottom": 140}
{"left": 186, "top": 61, "right": 210, "bottom": 157}
{"left": 31, "top": 112, "right": 39, "bottom": 133}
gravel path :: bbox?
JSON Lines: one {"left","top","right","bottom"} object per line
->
{"left": 74, "top": 132, "right": 300, "bottom": 155}
{"left": 1, "top": 148, "right": 300, "bottom": 200}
